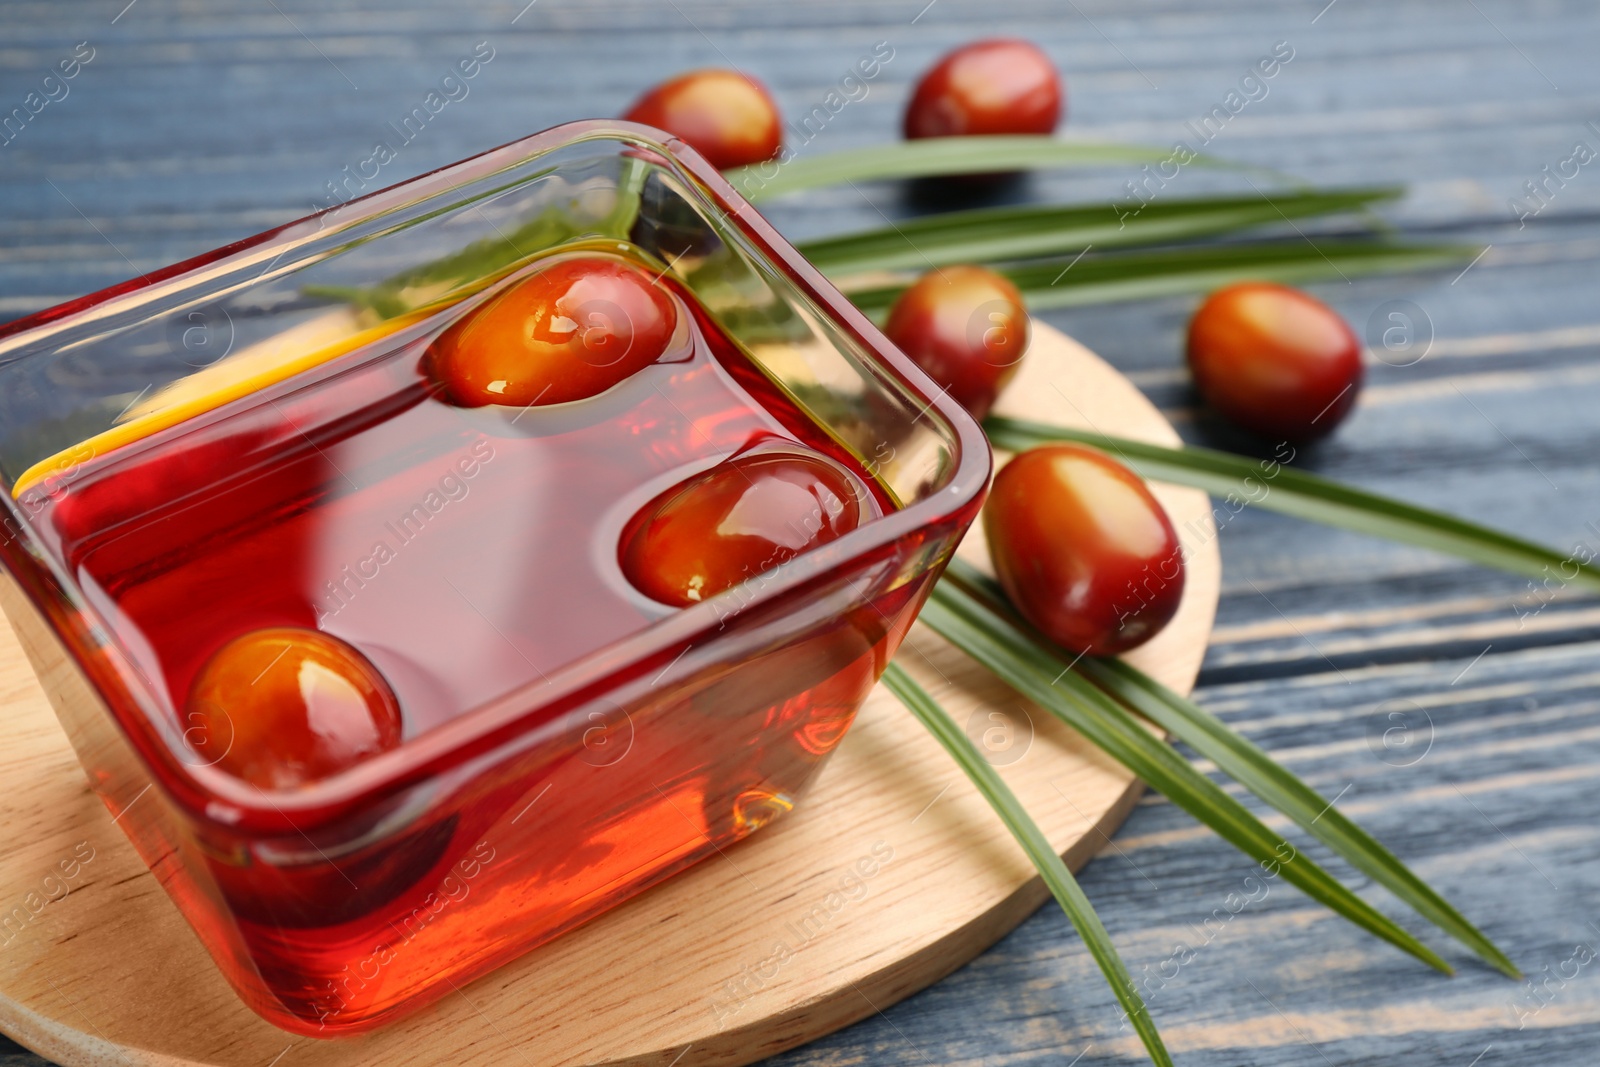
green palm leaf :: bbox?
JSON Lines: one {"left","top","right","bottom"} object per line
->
{"left": 920, "top": 580, "right": 1454, "bottom": 974}
{"left": 982, "top": 417, "right": 1600, "bottom": 592}
{"left": 940, "top": 558, "right": 1519, "bottom": 978}
{"left": 799, "top": 187, "right": 1402, "bottom": 277}
{"left": 844, "top": 238, "right": 1470, "bottom": 316}
{"left": 882, "top": 661, "right": 1173, "bottom": 1067}
{"left": 725, "top": 135, "right": 1287, "bottom": 202}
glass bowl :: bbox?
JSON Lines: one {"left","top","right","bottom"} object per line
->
{"left": 0, "top": 120, "right": 991, "bottom": 1036}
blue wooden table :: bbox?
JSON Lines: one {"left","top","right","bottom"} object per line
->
{"left": 4, "top": 1, "right": 1599, "bottom": 1064}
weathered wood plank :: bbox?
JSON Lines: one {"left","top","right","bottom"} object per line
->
{"left": 3, "top": 0, "right": 1599, "bottom": 1064}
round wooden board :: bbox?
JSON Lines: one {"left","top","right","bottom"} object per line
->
{"left": 0, "top": 324, "right": 1219, "bottom": 1067}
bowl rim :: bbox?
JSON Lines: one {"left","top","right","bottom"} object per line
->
{"left": 0, "top": 119, "right": 993, "bottom": 835}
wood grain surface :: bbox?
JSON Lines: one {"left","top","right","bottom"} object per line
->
{"left": 3, "top": 1, "right": 1600, "bottom": 1065}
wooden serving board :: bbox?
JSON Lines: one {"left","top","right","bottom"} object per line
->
{"left": 0, "top": 324, "right": 1219, "bottom": 1067}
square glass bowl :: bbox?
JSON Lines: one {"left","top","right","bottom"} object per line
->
{"left": 0, "top": 121, "right": 990, "bottom": 1035}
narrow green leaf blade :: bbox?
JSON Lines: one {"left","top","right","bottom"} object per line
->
{"left": 799, "top": 187, "right": 1403, "bottom": 277}
{"left": 982, "top": 416, "right": 1600, "bottom": 593}
{"left": 940, "top": 558, "right": 1520, "bottom": 978}
{"left": 1092, "top": 655, "right": 1521, "bottom": 977}
{"left": 726, "top": 136, "right": 1275, "bottom": 202}
{"left": 881, "top": 662, "right": 1173, "bottom": 1067}
{"left": 922, "top": 582, "right": 1454, "bottom": 974}
{"left": 844, "top": 239, "right": 1471, "bottom": 317}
